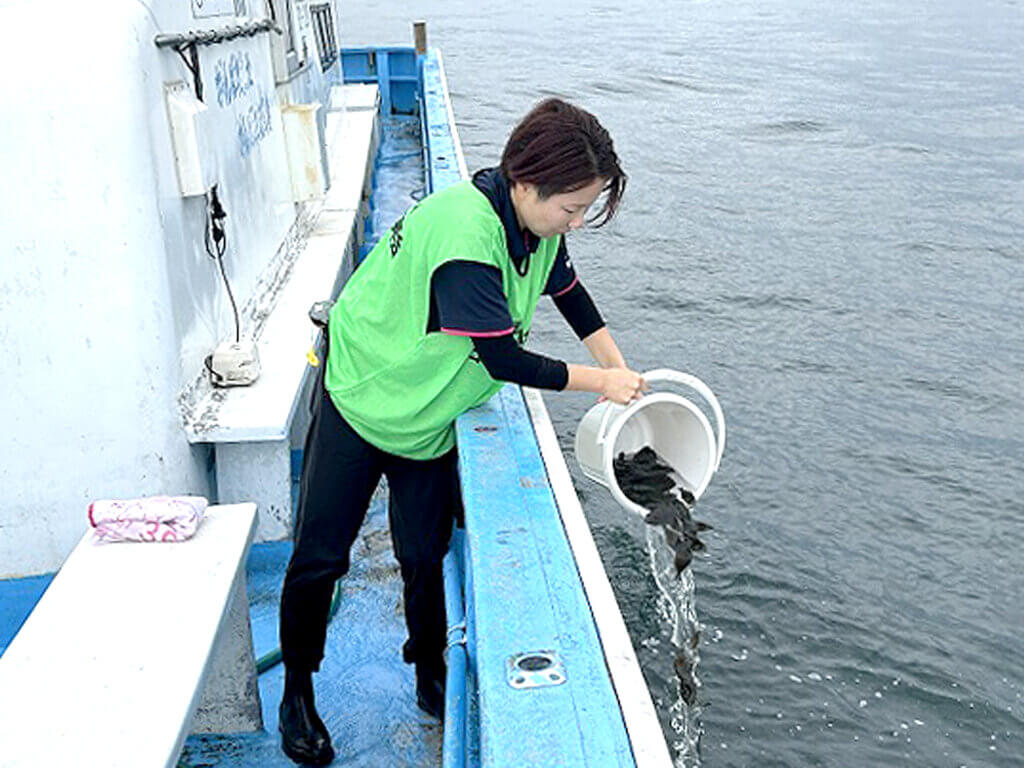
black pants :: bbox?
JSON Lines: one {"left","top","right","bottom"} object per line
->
{"left": 279, "top": 386, "right": 457, "bottom": 673}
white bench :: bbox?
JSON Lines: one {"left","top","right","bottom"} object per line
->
{"left": 0, "top": 503, "right": 260, "bottom": 768}
{"left": 180, "top": 85, "right": 380, "bottom": 542}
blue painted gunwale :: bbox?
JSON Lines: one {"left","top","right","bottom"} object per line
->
{"left": 454, "top": 387, "right": 636, "bottom": 768}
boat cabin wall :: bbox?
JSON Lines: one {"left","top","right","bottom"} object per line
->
{"left": 0, "top": 0, "right": 344, "bottom": 577}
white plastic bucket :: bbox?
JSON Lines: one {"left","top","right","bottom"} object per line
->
{"left": 573, "top": 369, "right": 726, "bottom": 517}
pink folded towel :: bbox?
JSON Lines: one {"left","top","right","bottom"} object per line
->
{"left": 88, "top": 496, "right": 208, "bottom": 542}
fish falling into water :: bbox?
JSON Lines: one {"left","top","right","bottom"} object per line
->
{"left": 613, "top": 446, "right": 712, "bottom": 573}
{"left": 614, "top": 446, "right": 712, "bottom": 706}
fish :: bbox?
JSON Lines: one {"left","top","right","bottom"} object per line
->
{"left": 674, "top": 649, "right": 699, "bottom": 706}
{"left": 614, "top": 447, "right": 712, "bottom": 576}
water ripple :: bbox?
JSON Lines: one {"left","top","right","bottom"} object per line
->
{"left": 716, "top": 292, "right": 815, "bottom": 311}
{"left": 638, "top": 72, "right": 719, "bottom": 94}
{"left": 346, "top": 0, "right": 1024, "bottom": 763}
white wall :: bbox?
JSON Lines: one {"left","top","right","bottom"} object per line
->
{"left": 0, "top": 0, "right": 336, "bottom": 576}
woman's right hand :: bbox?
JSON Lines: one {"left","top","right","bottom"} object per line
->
{"left": 601, "top": 368, "right": 646, "bottom": 405}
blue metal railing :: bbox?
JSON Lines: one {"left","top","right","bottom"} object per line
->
{"left": 443, "top": 532, "right": 468, "bottom": 768}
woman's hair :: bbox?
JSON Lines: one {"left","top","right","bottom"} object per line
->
{"left": 500, "top": 98, "right": 627, "bottom": 227}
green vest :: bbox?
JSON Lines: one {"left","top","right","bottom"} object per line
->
{"left": 325, "top": 180, "right": 560, "bottom": 459}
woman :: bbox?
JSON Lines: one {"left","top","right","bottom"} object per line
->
{"left": 277, "top": 97, "right": 645, "bottom": 766}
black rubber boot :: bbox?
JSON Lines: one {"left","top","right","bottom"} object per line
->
{"left": 415, "top": 660, "right": 446, "bottom": 720}
{"left": 279, "top": 669, "right": 335, "bottom": 766}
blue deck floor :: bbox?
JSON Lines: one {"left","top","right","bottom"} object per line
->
{"left": 0, "top": 572, "right": 53, "bottom": 657}
{"left": 180, "top": 486, "right": 442, "bottom": 768}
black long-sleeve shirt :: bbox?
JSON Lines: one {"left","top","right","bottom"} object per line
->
{"left": 425, "top": 167, "right": 606, "bottom": 390}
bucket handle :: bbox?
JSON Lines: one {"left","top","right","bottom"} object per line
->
{"left": 639, "top": 369, "right": 726, "bottom": 471}
{"left": 595, "top": 399, "right": 620, "bottom": 448}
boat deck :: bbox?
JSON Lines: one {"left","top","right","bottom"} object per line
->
{"left": 0, "top": 110, "right": 440, "bottom": 768}
{"left": 175, "top": 108, "right": 438, "bottom": 768}
{"left": 181, "top": 489, "right": 442, "bottom": 767}
{"left": 0, "top": 49, "right": 671, "bottom": 767}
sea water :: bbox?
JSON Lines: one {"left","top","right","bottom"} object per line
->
{"left": 343, "top": 2, "right": 1024, "bottom": 764}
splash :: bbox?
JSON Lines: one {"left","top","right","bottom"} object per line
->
{"left": 616, "top": 447, "right": 708, "bottom": 767}
{"left": 644, "top": 525, "right": 705, "bottom": 767}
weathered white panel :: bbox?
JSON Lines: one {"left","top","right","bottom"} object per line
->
{"left": 0, "top": 2, "right": 214, "bottom": 576}
{"left": 192, "top": 572, "right": 264, "bottom": 733}
{"left": 182, "top": 40, "right": 296, "bottom": 364}
{"left": 282, "top": 102, "right": 326, "bottom": 201}
{"left": 165, "top": 81, "right": 217, "bottom": 196}
{"left": 215, "top": 441, "right": 291, "bottom": 541}
{"left": 192, "top": 0, "right": 238, "bottom": 18}
{"left": 179, "top": 91, "right": 376, "bottom": 450}
{"left": 0, "top": 0, "right": 342, "bottom": 575}
{"left": 323, "top": 107, "right": 379, "bottom": 211}
{"left": 290, "top": 0, "right": 315, "bottom": 70}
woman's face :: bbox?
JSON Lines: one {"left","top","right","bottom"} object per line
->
{"left": 511, "top": 177, "right": 606, "bottom": 238}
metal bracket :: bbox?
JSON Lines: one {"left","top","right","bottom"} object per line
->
{"left": 173, "top": 42, "right": 203, "bottom": 102}
{"left": 506, "top": 650, "right": 566, "bottom": 690}
{"left": 154, "top": 18, "right": 283, "bottom": 102}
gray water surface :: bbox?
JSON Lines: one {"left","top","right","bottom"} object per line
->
{"left": 343, "top": 2, "right": 1024, "bottom": 764}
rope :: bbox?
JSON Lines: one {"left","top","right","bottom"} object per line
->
{"left": 154, "top": 18, "right": 281, "bottom": 49}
